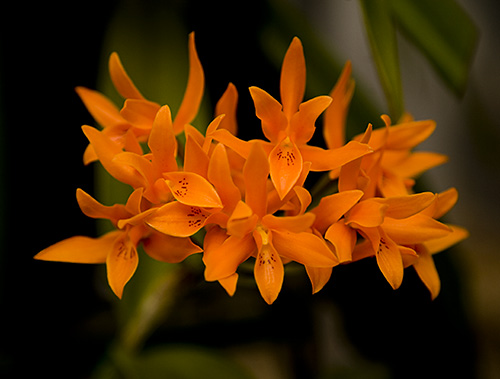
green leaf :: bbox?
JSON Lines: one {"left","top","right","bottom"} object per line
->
{"left": 389, "top": 0, "right": 478, "bottom": 96}
{"left": 359, "top": 0, "right": 404, "bottom": 120}
{"left": 114, "top": 345, "right": 254, "bottom": 379}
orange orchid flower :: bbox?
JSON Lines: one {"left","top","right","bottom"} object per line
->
{"left": 35, "top": 32, "right": 467, "bottom": 304}
{"left": 322, "top": 61, "right": 355, "bottom": 151}
{"left": 356, "top": 115, "right": 448, "bottom": 197}
{"left": 202, "top": 142, "right": 337, "bottom": 304}
{"left": 333, "top": 114, "right": 447, "bottom": 198}
{"left": 35, "top": 109, "right": 226, "bottom": 299}
{"left": 78, "top": 32, "right": 204, "bottom": 165}
{"left": 214, "top": 82, "right": 239, "bottom": 136}
{"left": 141, "top": 116, "right": 227, "bottom": 237}
{"left": 407, "top": 188, "right": 469, "bottom": 299}
{"left": 210, "top": 37, "right": 372, "bottom": 200}
{"left": 345, "top": 192, "right": 452, "bottom": 290}
{"left": 34, "top": 188, "right": 201, "bottom": 298}
{"left": 81, "top": 105, "right": 177, "bottom": 203}
{"left": 76, "top": 51, "right": 160, "bottom": 164}
{"left": 322, "top": 63, "right": 447, "bottom": 197}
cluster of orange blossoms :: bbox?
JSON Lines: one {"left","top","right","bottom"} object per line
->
{"left": 36, "top": 33, "right": 468, "bottom": 304}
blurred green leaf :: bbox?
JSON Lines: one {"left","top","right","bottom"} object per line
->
{"left": 114, "top": 345, "right": 254, "bottom": 379}
{"left": 359, "top": 0, "right": 404, "bottom": 120}
{"left": 389, "top": 0, "right": 478, "bottom": 95}
{"left": 116, "top": 250, "right": 190, "bottom": 353}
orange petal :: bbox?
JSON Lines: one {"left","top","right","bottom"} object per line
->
{"left": 146, "top": 201, "right": 211, "bottom": 237}
{"left": 424, "top": 187, "right": 458, "bottom": 219}
{"left": 283, "top": 186, "right": 312, "bottom": 216}
{"left": 183, "top": 133, "right": 209, "bottom": 178}
{"left": 76, "top": 188, "right": 130, "bottom": 224}
{"left": 311, "top": 189, "right": 364, "bottom": 234}
{"left": 353, "top": 227, "right": 380, "bottom": 258}
{"left": 82, "top": 125, "right": 143, "bottom": 188}
{"left": 123, "top": 129, "right": 145, "bottom": 155}
{"left": 385, "top": 120, "right": 436, "bottom": 150}
{"left": 269, "top": 137, "right": 303, "bottom": 200}
{"left": 300, "top": 141, "right": 372, "bottom": 172}
{"left": 143, "top": 231, "right": 202, "bottom": 263}
{"left": 435, "top": 188, "right": 459, "bottom": 219}
{"left": 203, "top": 233, "right": 256, "bottom": 281}
{"left": 227, "top": 201, "right": 258, "bottom": 238}
{"left": 75, "top": 87, "right": 124, "bottom": 128}
{"left": 218, "top": 273, "right": 239, "bottom": 296}
{"left": 323, "top": 61, "right": 354, "bottom": 149}
{"left": 204, "top": 210, "right": 230, "bottom": 229}
{"left": 106, "top": 232, "right": 139, "bottom": 298}
{"left": 401, "top": 245, "right": 419, "bottom": 267}
{"left": 201, "top": 115, "right": 224, "bottom": 154}
{"left": 346, "top": 199, "right": 388, "bottom": 228}
{"left": 423, "top": 224, "right": 469, "bottom": 255}
{"left": 215, "top": 82, "right": 238, "bottom": 136}
{"left": 249, "top": 86, "right": 287, "bottom": 143}
{"left": 324, "top": 220, "right": 356, "bottom": 263}
{"left": 34, "top": 231, "right": 120, "bottom": 263}
{"left": 253, "top": 232, "right": 284, "bottom": 304}
{"left": 123, "top": 187, "right": 144, "bottom": 215}
{"left": 83, "top": 144, "right": 98, "bottom": 165}
{"left": 172, "top": 32, "right": 205, "bottom": 135}
{"left": 338, "top": 159, "right": 362, "bottom": 192}
{"left": 289, "top": 95, "right": 332, "bottom": 145}
{"left": 389, "top": 152, "right": 448, "bottom": 178}
{"left": 210, "top": 128, "right": 253, "bottom": 159}
{"left": 261, "top": 213, "right": 315, "bottom": 233}
{"left": 117, "top": 209, "right": 157, "bottom": 229}
{"left": 208, "top": 143, "right": 242, "bottom": 213}
{"left": 378, "top": 170, "right": 411, "bottom": 197}
{"left": 305, "top": 266, "right": 332, "bottom": 294}
{"left": 351, "top": 238, "right": 376, "bottom": 262}
{"left": 271, "top": 229, "right": 337, "bottom": 267}
{"left": 362, "top": 119, "right": 436, "bottom": 151}
{"left": 337, "top": 124, "right": 373, "bottom": 190}
{"left": 413, "top": 245, "right": 440, "bottom": 300}
{"left": 148, "top": 105, "right": 178, "bottom": 174}
{"left": 184, "top": 123, "right": 206, "bottom": 147}
{"left": 108, "top": 52, "right": 144, "bottom": 100}
{"left": 361, "top": 150, "right": 384, "bottom": 199}
{"left": 376, "top": 231, "right": 404, "bottom": 290}
{"left": 382, "top": 214, "right": 452, "bottom": 245}
{"left": 280, "top": 37, "right": 306, "bottom": 121}
{"left": 164, "top": 171, "right": 222, "bottom": 208}
{"left": 113, "top": 152, "right": 155, "bottom": 190}
{"left": 203, "top": 225, "right": 228, "bottom": 248}
{"left": 378, "top": 192, "right": 436, "bottom": 219}
{"left": 120, "top": 99, "right": 160, "bottom": 130}
{"left": 243, "top": 142, "right": 270, "bottom": 217}
{"left": 266, "top": 161, "right": 311, "bottom": 215}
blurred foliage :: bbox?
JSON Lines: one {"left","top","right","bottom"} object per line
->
{"left": 359, "top": 0, "right": 404, "bottom": 120}
{"left": 359, "top": 0, "right": 477, "bottom": 120}
{"left": 94, "top": 344, "right": 254, "bottom": 379}
{"left": 390, "top": 0, "right": 478, "bottom": 95}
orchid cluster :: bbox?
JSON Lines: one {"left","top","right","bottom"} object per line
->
{"left": 35, "top": 33, "right": 468, "bottom": 304}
